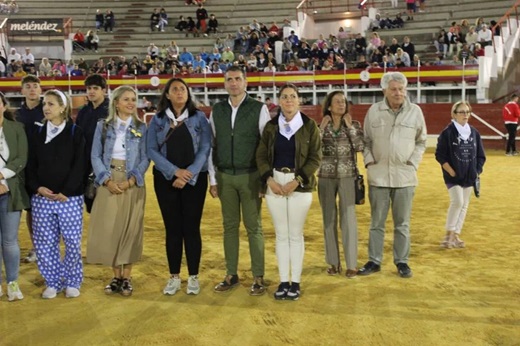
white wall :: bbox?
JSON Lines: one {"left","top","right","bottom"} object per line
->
{"left": 307, "top": 19, "right": 362, "bottom": 40}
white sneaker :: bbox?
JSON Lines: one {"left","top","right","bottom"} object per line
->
{"left": 187, "top": 275, "right": 200, "bottom": 295}
{"left": 163, "top": 276, "right": 181, "bottom": 295}
{"left": 65, "top": 287, "right": 80, "bottom": 298}
{"left": 7, "top": 281, "right": 24, "bottom": 301}
{"left": 24, "top": 250, "right": 37, "bottom": 263}
{"left": 0, "top": 285, "right": 3, "bottom": 298}
{"left": 42, "top": 287, "right": 58, "bottom": 299}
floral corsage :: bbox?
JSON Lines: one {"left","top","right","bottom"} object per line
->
{"left": 130, "top": 128, "right": 142, "bottom": 138}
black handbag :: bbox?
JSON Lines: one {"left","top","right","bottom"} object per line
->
{"left": 346, "top": 129, "right": 365, "bottom": 205}
{"left": 84, "top": 173, "right": 96, "bottom": 200}
{"left": 473, "top": 175, "right": 480, "bottom": 198}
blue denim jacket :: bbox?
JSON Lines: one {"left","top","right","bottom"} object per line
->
{"left": 91, "top": 119, "right": 150, "bottom": 187}
{"left": 146, "top": 110, "right": 211, "bottom": 185}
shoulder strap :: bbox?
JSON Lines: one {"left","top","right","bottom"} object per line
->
{"left": 345, "top": 130, "right": 359, "bottom": 175}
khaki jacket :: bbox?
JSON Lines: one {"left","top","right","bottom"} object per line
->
{"left": 363, "top": 98, "right": 427, "bottom": 187}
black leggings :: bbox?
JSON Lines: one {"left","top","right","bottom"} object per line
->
{"left": 154, "top": 169, "right": 208, "bottom": 275}
{"left": 505, "top": 123, "right": 517, "bottom": 153}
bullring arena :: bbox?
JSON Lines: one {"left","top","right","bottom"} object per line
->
{"left": 1, "top": 0, "right": 520, "bottom": 345}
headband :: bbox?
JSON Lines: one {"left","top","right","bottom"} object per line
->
{"left": 53, "top": 89, "right": 68, "bottom": 106}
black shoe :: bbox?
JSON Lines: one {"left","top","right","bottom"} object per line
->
{"left": 286, "top": 282, "right": 300, "bottom": 301}
{"left": 274, "top": 282, "right": 290, "bottom": 300}
{"left": 397, "top": 263, "right": 413, "bottom": 278}
{"left": 357, "top": 261, "right": 381, "bottom": 276}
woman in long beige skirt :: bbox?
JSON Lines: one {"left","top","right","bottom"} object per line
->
{"left": 86, "top": 86, "right": 150, "bottom": 296}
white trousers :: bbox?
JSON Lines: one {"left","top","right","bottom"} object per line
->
{"left": 391, "top": 0, "right": 398, "bottom": 7}
{"left": 265, "top": 170, "right": 312, "bottom": 283}
{"left": 445, "top": 185, "right": 472, "bottom": 234}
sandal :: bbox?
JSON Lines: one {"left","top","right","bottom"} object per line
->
{"left": 326, "top": 264, "right": 342, "bottom": 275}
{"left": 104, "top": 277, "right": 122, "bottom": 295}
{"left": 440, "top": 232, "right": 455, "bottom": 249}
{"left": 120, "top": 278, "right": 133, "bottom": 297}
{"left": 453, "top": 235, "right": 465, "bottom": 248}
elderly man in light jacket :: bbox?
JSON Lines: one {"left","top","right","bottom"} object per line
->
{"left": 358, "top": 72, "right": 427, "bottom": 279}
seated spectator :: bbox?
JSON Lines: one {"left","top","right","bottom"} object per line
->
{"left": 466, "top": 54, "right": 478, "bottom": 65}
{"left": 214, "top": 37, "right": 224, "bottom": 52}
{"left": 257, "top": 52, "right": 267, "bottom": 69}
{"left": 95, "top": 9, "right": 104, "bottom": 29}
{"left": 167, "top": 40, "right": 179, "bottom": 59}
{"left": 186, "top": 16, "right": 198, "bottom": 37}
{"left": 147, "top": 43, "right": 159, "bottom": 60}
{"left": 475, "top": 17, "right": 485, "bottom": 32}
{"left": 142, "top": 55, "right": 154, "bottom": 70}
{"left": 380, "top": 55, "right": 395, "bottom": 68}
{"left": 192, "top": 54, "right": 206, "bottom": 71}
{"left": 288, "top": 30, "right": 300, "bottom": 49}
{"left": 52, "top": 59, "right": 66, "bottom": 75}
{"left": 369, "top": 13, "right": 381, "bottom": 31}
{"left": 12, "top": 61, "right": 26, "bottom": 77}
{"left": 458, "top": 44, "right": 472, "bottom": 62}
{"left": 285, "top": 59, "right": 300, "bottom": 71}
{"left": 73, "top": 29, "right": 85, "bottom": 51}
{"left": 393, "top": 13, "right": 405, "bottom": 28}
{"left": 401, "top": 36, "right": 415, "bottom": 58}
{"left": 337, "top": 27, "right": 348, "bottom": 39}
{"left": 7, "top": 48, "right": 21, "bottom": 63}
{"left": 221, "top": 47, "right": 235, "bottom": 64}
{"left": 366, "top": 32, "right": 381, "bottom": 57}
{"left": 411, "top": 54, "right": 420, "bottom": 67}
{"left": 465, "top": 26, "right": 478, "bottom": 51}
{"left": 22, "top": 58, "right": 35, "bottom": 73}
{"left": 86, "top": 30, "right": 100, "bottom": 52}
{"left": 70, "top": 64, "right": 83, "bottom": 76}
{"left": 150, "top": 8, "right": 160, "bottom": 32}
{"left": 264, "top": 61, "right": 276, "bottom": 72}
{"left": 8, "top": 0, "right": 18, "bottom": 13}
{"left": 207, "top": 14, "right": 219, "bottom": 34}
{"left": 148, "top": 63, "right": 160, "bottom": 75}
{"left": 21, "top": 47, "right": 34, "bottom": 65}
{"left": 321, "top": 60, "right": 333, "bottom": 71}
{"left": 459, "top": 19, "right": 470, "bottom": 43}
{"left": 248, "top": 32, "right": 260, "bottom": 53}
{"left": 179, "top": 48, "right": 194, "bottom": 66}
{"left": 158, "top": 8, "right": 168, "bottom": 32}
{"left": 477, "top": 24, "right": 492, "bottom": 47}
{"left": 269, "top": 21, "right": 280, "bottom": 35}
{"left": 208, "top": 47, "right": 221, "bottom": 63}
{"left": 174, "top": 15, "right": 188, "bottom": 31}
{"left": 249, "top": 19, "right": 260, "bottom": 33}
{"left": 209, "top": 62, "right": 222, "bottom": 73}
{"left": 389, "top": 37, "right": 400, "bottom": 54}
{"left": 117, "top": 64, "right": 130, "bottom": 76}
{"left": 434, "top": 28, "right": 450, "bottom": 57}
{"left": 395, "top": 47, "right": 411, "bottom": 66}
{"left": 316, "top": 34, "right": 326, "bottom": 49}
{"left": 282, "top": 38, "right": 293, "bottom": 63}
{"left": 246, "top": 53, "right": 258, "bottom": 69}
{"left": 395, "top": 57, "right": 406, "bottom": 68}
{"left": 473, "top": 43, "right": 485, "bottom": 57}
{"left": 354, "top": 33, "right": 367, "bottom": 56}
{"left": 104, "top": 9, "right": 115, "bottom": 33}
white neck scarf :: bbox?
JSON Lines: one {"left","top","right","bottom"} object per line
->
{"left": 45, "top": 121, "right": 66, "bottom": 143}
{"left": 278, "top": 111, "right": 303, "bottom": 140}
{"left": 166, "top": 107, "right": 189, "bottom": 127}
{"left": 452, "top": 120, "right": 471, "bottom": 141}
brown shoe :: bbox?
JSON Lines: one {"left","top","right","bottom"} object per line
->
{"left": 214, "top": 274, "right": 239, "bottom": 293}
{"left": 326, "top": 264, "right": 342, "bottom": 275}
{"left": 346, "top": 269, "right": 357, "bottom": 279}
{"left": 249, "top": 276, "right": 266, "bottom": 296}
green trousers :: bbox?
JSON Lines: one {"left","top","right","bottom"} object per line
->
{"left": 216, "top": 171, "right": 264, "bottom": 277}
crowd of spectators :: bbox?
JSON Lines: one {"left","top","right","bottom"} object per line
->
{"left": 0, "top": 0, "right": 18, "bottom": 14}
{"left": 433, "top": 17, "right": 498, "bottom": 64}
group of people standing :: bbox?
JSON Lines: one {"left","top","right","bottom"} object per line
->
{"left": 0, "top": 69, "right": 486, "bottom": 302}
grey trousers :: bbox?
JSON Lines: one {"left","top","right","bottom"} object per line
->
{"left": 318, "top": 177, "right": 358, "bottom": 270}
{"left": 367, "top": 186, "right": 415, "bottom": 265}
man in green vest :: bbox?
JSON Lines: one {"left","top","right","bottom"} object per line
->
{"left": 209, "top": 66, "right": 271, "bottom": 296}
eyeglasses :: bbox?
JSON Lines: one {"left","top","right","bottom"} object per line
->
{"left": 455, "top": 111, "right": 471, "bottom": 115}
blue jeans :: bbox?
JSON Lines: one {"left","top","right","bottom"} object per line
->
{"left": 0, "top": 194, "right": 22, "bottom": 283}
